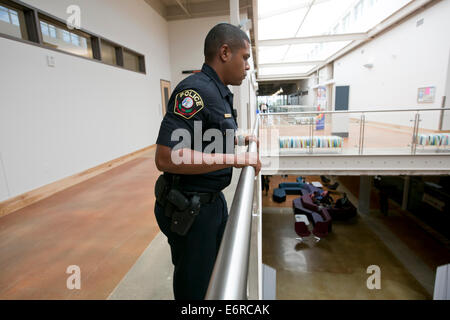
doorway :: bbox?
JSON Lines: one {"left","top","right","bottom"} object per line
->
{"left": 160, "top": 80, "right": 171, "bottom": 117}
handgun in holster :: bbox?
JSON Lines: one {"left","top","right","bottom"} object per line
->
{"left": 154, "top": 174, "right": 201, "bottom": 236}
{"left": 169, "top": 191, "right": 201, "bottom": 236}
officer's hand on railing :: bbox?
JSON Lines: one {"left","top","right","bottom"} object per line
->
{"left": 253, "top": 157, "right": 262, "bottom": 176}
{"left": 245, "top": 135, "right": 259, "bottom": 149}
{"left": 233, "top": 152, "right": 261, "bottom": 176}
{"left": 235, "top": 135, "right": 259, "bottom": 149}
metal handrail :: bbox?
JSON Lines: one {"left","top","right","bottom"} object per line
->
{"left": 258, "top": 107, "right": 450, "bottom": 116}
{"left": 205, "top": 116, "right": 260, "bottom": 300}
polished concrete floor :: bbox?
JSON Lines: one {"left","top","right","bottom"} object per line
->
{"left": 261, "top": 175, "right": 450, "bottom": 299}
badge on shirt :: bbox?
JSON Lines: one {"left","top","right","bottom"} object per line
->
{"left": 224, "top": 114, "right": 232, "bottom": 118}
{"left": 174, "top": 89, "right": 204, "bottom": 119}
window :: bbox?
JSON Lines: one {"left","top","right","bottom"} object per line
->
{"left": 39, "top": 16, "right": 93, "bottom": 59}
{"left": 354, "top": 2, "right": 361, "bottom": 21}
{"left": 100, "top": 40, "right": 117, "bottom": 66}
{"left": 0, "top": 0, "right": 145, "bottom": 73}
{"left": 333, "top": 24, "right": 340, "bottom": 34}
{"left": 123, "top": 49, "right": 140, "bottom": 72}
{"left": 40, "top": 21, "right": 56, "bottom": 38}
{"left": 342, "top": 13, "right": 350, "bottom": 32}
{"left": 0, "top": 3, "right": 27, "bottom": 40}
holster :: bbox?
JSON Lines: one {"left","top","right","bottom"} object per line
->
{"left": 154, "top": 174, "right": 202, "bottom": 236}
{"left": 155, "top": 175, "right": 171, "bottom": 208}
{"left": 170, "top": 195, "right": 201, "bottom": 236}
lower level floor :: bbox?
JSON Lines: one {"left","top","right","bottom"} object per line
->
{"left": 262, "top": 175, "right": 450, "bottom": 299}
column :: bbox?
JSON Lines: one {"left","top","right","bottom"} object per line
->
{"left": 358, "top": 176, "right": 372, "bottom": 215}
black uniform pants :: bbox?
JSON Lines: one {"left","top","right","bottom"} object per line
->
{"left": 154, "top": 192, "right": 228, "bottom": 300}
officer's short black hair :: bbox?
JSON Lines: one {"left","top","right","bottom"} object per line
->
{"left": 204, "top": 23, "right": 250, "bottom": 62}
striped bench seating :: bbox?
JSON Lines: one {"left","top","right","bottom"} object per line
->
{"left": 279, "top": 136, "right": 343, "bottom": 149}
{"left": 417, "top": 133, "right": 449, "bottom": 147}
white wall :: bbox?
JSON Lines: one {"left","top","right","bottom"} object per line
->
{"left": 168, "top": 15, "right": 230, "bottom": 87}
{"left": 0, "top": 0, "right": 171, "bottom": 201}
{"left": 298, "top": 77, "right": 315, "bottom": 106}
{"left": 443, "top": 47, "right": 450, "bottom": 130}
{"left": 168, "top": 14, "right": 256, "bottom": 131}
{"left": 333, "top": 0, "right": 450, "bottom": 130}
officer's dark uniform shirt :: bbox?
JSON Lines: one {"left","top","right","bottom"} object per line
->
{"left": 156, "top": 63, "right": 238, "bottom": 193}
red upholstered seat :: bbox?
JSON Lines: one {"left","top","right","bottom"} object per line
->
{"left": 294, "top": 215, "right": 311, "bottom": 238}
{"left": 312, "top": 208, "right": 332, "bottom": 238}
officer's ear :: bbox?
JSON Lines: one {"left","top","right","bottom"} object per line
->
{"left": 219, "top": 44, "right": 232, "bottom": 63}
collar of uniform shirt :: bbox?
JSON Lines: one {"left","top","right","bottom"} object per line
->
{"left": 201, "top": 63, "right": 234, "bottom": 99}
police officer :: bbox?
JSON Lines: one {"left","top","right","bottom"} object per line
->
{"left": 154, "top": 23, "right": 261, "bottom": 300}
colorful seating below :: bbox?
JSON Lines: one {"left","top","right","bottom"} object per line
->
{"left": 279, "top": 182, "right": 305, "bottom": 189}
{"left": 417, "top": 133, "right": 449, "bottom": 147}
{"left": 294, "top": 214, "right": 311, "bottom": 238}
{"left": 301, "top": 193, "right": 357, "bottom": 221}
{"left": 313, "top": 209, "right": 332, "bottom": 238}
{"left": 279, "top": 136, "right": 344, "bottom": 149}
{"left": 293, "top": 198, "right": 332, "bottom": 239}
{"left": 283, "top": 187, "right": 304, "bottom": 195}
{"left": 273, "top": 188, "right": 286, "bottom": 203}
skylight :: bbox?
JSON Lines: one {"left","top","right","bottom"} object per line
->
{"left": 257, "top": 0, "right": 414, "bottom": 79}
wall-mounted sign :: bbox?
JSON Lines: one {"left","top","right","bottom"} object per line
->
{"left": 316, "top": 86, "right": 327, "bottom": 131}
{"left": 418, "top": 86, "right": 436, "bottom": 103}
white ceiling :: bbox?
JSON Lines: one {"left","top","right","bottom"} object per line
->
{"left": 143, "top": 0, "right": 425, "bottom": 82}
{"left": 256, "top": 0, "right": 415, "bottom": 80}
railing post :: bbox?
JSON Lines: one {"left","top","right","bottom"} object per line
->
{"left": 309, "top": 116, "right": 314, "bottom": 153}
{"left": 411, "top": 112, "right": 420, "bottom": 155}
{"left": 359, "top": 114, "right": 366, "bottom": 155}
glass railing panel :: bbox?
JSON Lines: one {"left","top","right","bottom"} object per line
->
{"left": 311, "top": 112, "right": 360, "bottom": 155}
{"left": 261, "top": 113, "right": 314, "bottom": 155}
{"left": 259, "top": 108, "right": 450, "bottom": 156}
{"left": 361, "top": 111, "right": 415, "bottom": 155}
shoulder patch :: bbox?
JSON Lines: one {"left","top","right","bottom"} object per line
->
{"left": 174, "top": 89, "right": 204, "bottom": 119}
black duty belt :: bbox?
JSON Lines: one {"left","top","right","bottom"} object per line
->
{"left": 183, "top": 191, "right": 220, "bottom": 204}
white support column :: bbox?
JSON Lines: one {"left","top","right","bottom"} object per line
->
{"left": 358, "top": 176, "right": 372, "bottom": 215}
{"left": 402, "top": 176, "right": 411, "bottom": 211}
{"left": 230, "top": 0, "right": 240, "bottom": 25}
{"left": 230, "top": 0, "right": 243, "bottom": 130}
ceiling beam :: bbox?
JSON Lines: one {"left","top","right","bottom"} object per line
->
{"left": 259, "top": 0, "right": 332, "bottom": 20}
{"left": 175, "top": 0, "right": 191, "bottom": 17}
{"left": 165, "top": 0, "right": 251, "bottom": 21}
{"left": 257, "top": 74, "right": 311, "bottom": 81}
{"left": 259, "top": 33, "right": 369, "bottom": 46}
{"left": 259, "top": 61, "right": 324, "bottom": 68}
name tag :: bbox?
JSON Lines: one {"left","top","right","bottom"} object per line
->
{"left": 224, "top": 114, "right": 232, "bottom": 118}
